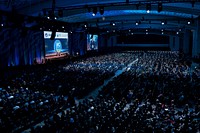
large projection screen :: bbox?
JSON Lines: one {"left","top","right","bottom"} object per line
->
{"left": 44, "top": 31, "right": 69, "bottom": 58}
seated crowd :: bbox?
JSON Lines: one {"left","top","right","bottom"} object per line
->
{"left": 29, "top": 51, "right": 200, "bottom": 133}
{"left": 0, "top": 51, "right": 139, "bottom": 132}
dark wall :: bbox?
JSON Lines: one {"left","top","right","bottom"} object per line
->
{"left": 0, "top": 28, "right": 44, "bottom": 69}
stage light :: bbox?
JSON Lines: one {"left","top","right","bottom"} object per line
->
{"left": 99, "top": 6, "right": 104, "bottom": 15}
{"left": 187, "top": 21, "right": 191, "bottom": 25}
{"left": 161, "top": 20, "right": 166, "bottom": 25}
{"left": 146, "top": 3, "right": 151, "bottom": 13}
{"left": 92, "top": 7, "right": 97, "bottom": 16}
{"left": 176, "top": 31, "right": 179, "bottom": 35}
{"left": 136, "top": 22, "right": 139, "bottom": 25}
{"left": 162, "top": 32, "right": 164, "bottom": 35}
{"left": 110, "top": 22, "right": 115, "bottom": 26}
{"left": 158, "top": 2, "right": 162, "bottom": 12}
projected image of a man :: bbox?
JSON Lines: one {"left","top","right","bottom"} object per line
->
{"left": 54, "top": 40, "right": 62, "bottom": 56}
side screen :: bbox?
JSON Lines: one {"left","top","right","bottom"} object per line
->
{"left": 87, "top": 34, "right": 98, "bottom": 51}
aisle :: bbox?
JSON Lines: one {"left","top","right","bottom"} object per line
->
{"left": 22, "top": 58, "right": 139, "bottom": 133}
{"left": 79, "top": 58, "right": 139, "bottom": 101}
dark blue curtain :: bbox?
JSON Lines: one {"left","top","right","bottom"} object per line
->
{"left": 0, "top": 28, "right": 44, "bottom": 69}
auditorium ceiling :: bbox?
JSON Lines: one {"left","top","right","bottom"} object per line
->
{"left": 0, "top": 0, "right": 200, "bottom": 34}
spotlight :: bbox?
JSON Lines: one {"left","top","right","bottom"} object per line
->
{"left": 176, "top": 31, "right": 179, "bottom": 35}
{"left": 158, "top": 2, "right": 162, "bottom": 12}
{"left": 187, "top": 21, "right": 191, "bottom": 25}
{"left": 84, "top": 23, "right": 88, "bottom": 28}
{"left": 99, "top": 6, "right": 104, "bottom": 15}
{"left": 136, "top": 22, "right": 139, "bottom": 25}
{"left": 146, "top": 3, "right": 151, "bottom": 13}
{"left": 161, "top": 20, "right": 166, "bottom": 25}
{"left": 162, "top": 32, "right": 164, "bottom": 35}
{"left": 92, "top": 7, "right": 97, "bottom": 16}
{"left": 110, "top": 22, "right": 115, "bottom": 26}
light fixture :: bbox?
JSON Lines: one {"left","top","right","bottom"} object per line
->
{"left": 110, "top": 22, "right": 115, "bottom": 26}
{"left": 158, "top": 2, "right": 162, "bottom": 12}
{"left": 187, "top": 21, "right": 191, "bottom": 25}
{"left": 162, "top": 32, "right": 164, "bottom": 35}
{"left": 99, "top": 6, "right": 104, "bottom": 15}
{"left": 146, "top": 3, "right": 151, "bottom": 13}
{"left": 161, "top": 20, "right": 166, "bottom": 25}
{"left": 176, "top": 31, "right": 179, "bottom": 35}
{"left": 92, "top": 7, "right": 97, "bottom": 16}
{"left": 136, "top": 21, "right": 139, "bottom": 25}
